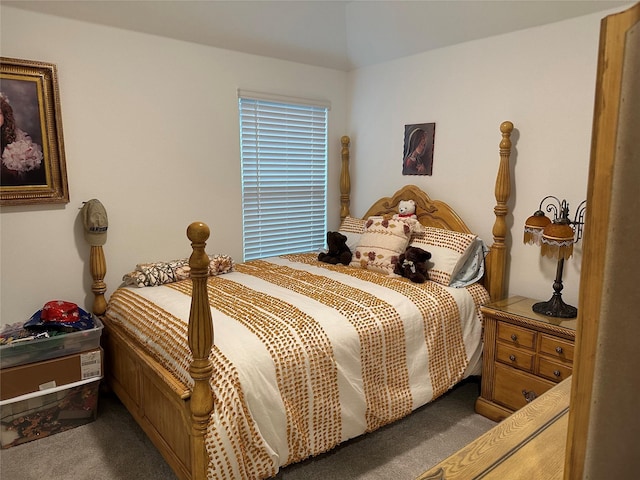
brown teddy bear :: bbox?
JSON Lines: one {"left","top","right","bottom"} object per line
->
{"left": 318, "top": 231, "right": 353, "bottom": 266}
{"left": 394, "top": 246, "right": 432, "bottom": 283}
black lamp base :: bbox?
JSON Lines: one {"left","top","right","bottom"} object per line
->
{"left": 532, "top": 294, "right": 577, "bottom": 319}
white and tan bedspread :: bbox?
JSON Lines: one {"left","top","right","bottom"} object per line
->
{"left": 105, "top": 253, "right": 488, "bottom": 479}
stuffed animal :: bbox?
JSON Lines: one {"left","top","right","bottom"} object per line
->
{"left": 394, "top": 246, "right": 431, "bottom": 283}
{"left": 393, "top": 199, "right": 417, "bottom": 220}
{"left": 318, "top": 231, "right": 353, "bottom": 266}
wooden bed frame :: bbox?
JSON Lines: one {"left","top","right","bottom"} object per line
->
{"left": 90, "top": 121, "right": 513, "bottom": 480}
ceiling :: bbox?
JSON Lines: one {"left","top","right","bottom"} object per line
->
{"left": 3, "top": 1, "right": 631, "bottom": 71}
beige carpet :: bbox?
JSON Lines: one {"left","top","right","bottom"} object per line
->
{"left": 0, "top": 378, "right": 495, "bottom": 480}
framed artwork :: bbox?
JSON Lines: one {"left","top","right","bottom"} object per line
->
{"left": 402, "top": 122, "right": 435, "bottom": 176}
{"left": 1, "top": 57, "right": 69, "bottom": 205}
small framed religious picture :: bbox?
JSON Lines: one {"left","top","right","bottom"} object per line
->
{"left": 1, "top": 57, "right": 69, "bottom": 206}
{"left": 402, "top": 122, "right": 435, "bottom": 176}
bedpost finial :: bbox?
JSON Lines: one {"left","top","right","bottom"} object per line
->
{"left": 500, "top": 121, "right": 513, "bottom": 150}
{"left": 341, "top": 136, "right": 350, "bottom": 147}
{"left": 500, "top": 121, "right": 513, "bottom": 134}
{"left": 187, "top": 222, "right": 210, "bottom": 243}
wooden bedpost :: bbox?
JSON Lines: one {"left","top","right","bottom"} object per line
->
{"left": 186, "top": 222, "right": 214, "bottom": 479}
{"left": 486, "top": 121, "right": 513, "bottom": 301}
{"left": 340, "top": 136, "right": 351, "bottom": 220}
{"left": 89, "top": 245, "right": 107, "bottom": 315}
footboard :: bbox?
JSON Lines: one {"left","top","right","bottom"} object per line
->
{"left": 102, "top": 321, "right": 194, "bottom": 480}
{"left": 100, "top": 223, "right": 214, "bottom": 480}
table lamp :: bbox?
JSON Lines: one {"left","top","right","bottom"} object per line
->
{"left": 524, "top": 196, "right": 586, "bottom": 318}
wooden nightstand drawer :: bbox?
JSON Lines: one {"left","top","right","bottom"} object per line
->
{"left": 496, "top": 343, "right": 535, "bottom": 372}
{"left": 497, "top": 322, "right": 536, "bottom": 350}
{"left": 494, "top": 363, "right": 554, "bottom": 411}
{"left": 539, "top": 334, "right": 574, "bottom": 363}
{"left": 538, "top": 357, "right": 573, "bottom": 383}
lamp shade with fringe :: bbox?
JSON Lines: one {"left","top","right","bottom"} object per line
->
{"left": 524, "top": 211, "right": 551, "bottom": 245}
{"left": 540, "top": 222, "right": 575, "bottom": 260}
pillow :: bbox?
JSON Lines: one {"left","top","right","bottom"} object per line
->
{"left": 123, "top": 254, "right": 235, "bottom": 287}
{"left": 351, "top": 217, "right": 420, "bottom": 275}
{"left": 338, "top": 216, "right": 366, "bottom": 252}
{"left": 449, "top": 237, "right": 488, "bottom": 287}
{"left": 409, "top": 227, "right": 484, "bottom": 287}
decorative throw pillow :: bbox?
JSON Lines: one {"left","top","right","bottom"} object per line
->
{"left": 409, "top": 227, "right": 481, "bottom": 286}
{"left": 351, "top": 217, "right": 420, "bottom": 274}
{"left": 338, "top": 216, "right": 366, "bottom": 251}
{"left": 123, "top": 254, "right": 235, "bottom": 287}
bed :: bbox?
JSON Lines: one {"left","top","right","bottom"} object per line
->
{"left": 90, "top": 121, "right": 514, "bottom": 480}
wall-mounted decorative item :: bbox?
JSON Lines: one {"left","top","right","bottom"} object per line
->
{"left": 1, "top": 57, "right": 69, "bottom": 206}
{"left": 402, "top": 122, "right": 435, "bottom": 176}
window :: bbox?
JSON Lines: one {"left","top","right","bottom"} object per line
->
{"left": 239, "top": 93, "right": 329, "bottom": 261}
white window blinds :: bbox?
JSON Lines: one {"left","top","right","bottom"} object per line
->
{"left": 239, "top": 95, "right": 328, "bottom": 261}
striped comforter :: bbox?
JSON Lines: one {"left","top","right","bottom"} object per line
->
{"left": 104, "top": 253, "right": 488, "bottom": 479}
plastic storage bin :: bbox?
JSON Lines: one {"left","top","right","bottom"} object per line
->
{"left": 0, "top": 377, "right": 101, "bottom": 448}
{"left": 0, "top": 316, "right": 103, "bottom": 369}
{"left": 0, "top": 348, "right": 103, "bottom": 401}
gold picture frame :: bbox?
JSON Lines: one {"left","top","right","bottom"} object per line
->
{"left": 1, "top": 57, "right": 69, "bottom": 205}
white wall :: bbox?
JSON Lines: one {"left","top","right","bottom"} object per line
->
{"left": 0, "top": 6, "right": 347, "bottom": 325}
{"left": 346, "top": 8, "right": 624, "bottom": 306}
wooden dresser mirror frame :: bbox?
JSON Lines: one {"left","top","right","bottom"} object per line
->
{"left": 565, "top": 3, "right": 640, "bottom": 479}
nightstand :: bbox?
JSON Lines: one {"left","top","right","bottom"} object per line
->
{"left": 475, "top": 295, "right": 577, "bottom": 422}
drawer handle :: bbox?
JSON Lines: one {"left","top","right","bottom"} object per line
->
{"left": 511, "top": 334, "right": 518, "bottom": 341}
{"left": 554, "top": 370, "right": 561, "bottom": 377}
{"left": 509, "top": 354, "right": 516, "bottom": 362}
{"left": 556, "top": 346, "right": 564, "bottom": 354}
{"left": 522, "top": 389, "right": 538, "bottom": 403}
